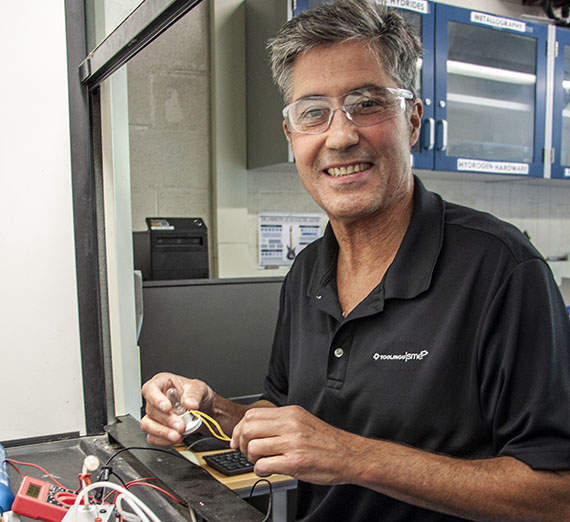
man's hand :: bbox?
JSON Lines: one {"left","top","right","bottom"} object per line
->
{"left": 230, "top": 405, "right": 357, "bottom": 484}
{"left": 140, "top": 372, "right": 214, "bottom": 445}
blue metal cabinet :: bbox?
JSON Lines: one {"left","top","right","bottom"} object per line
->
{"left": 551, "top": 27, "right": 570, "bottom": 180}
{"left": 434, "top": 5, "right": 548, "bottom": 178}
{"left": 291, "top": 2, "right": 548, "bottom": 178}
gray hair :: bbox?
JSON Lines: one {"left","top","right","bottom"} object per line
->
{"left": 267, "top": 0, "right": 422, "bottom": 103}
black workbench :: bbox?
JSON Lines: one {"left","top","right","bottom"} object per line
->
{"left": 6, "top": 415, "right": 266, "bottom": 521}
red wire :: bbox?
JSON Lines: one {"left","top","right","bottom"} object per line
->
{"left": 104, "top": 478, "right": 182, "bottom": 505}
{"left": 7, "top": 459, "right": 182, "bottom": 511}
{"left": 125, "top": 481, "right": 182, "bottom": 504}
{"left": 103, "top": 478, "right": 157, "bottom": 503}
{"left": 4, "top": 460, "right": 24, "bottom": 480}
{"left": 5, "top": 458, "right": 73, "bottom": 490}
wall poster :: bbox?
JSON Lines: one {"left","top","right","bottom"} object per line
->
{"left": 258, "top": 212, "right": 324, "bottom": 268}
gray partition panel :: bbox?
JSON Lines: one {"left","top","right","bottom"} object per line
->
{"left": 139, "top": 278, "right": 283, "bottom": 399}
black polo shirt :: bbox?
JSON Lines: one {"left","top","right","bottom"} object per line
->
{"left": 262, "top": 177, "right": 570, "bottom": 522}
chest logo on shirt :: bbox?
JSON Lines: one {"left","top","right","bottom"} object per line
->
{"left": 373, "top": 350, "right": 429, "bottom": 362}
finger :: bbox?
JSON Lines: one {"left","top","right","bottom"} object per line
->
{"left": 242, "top": 434, "right": 284, "bottom": 465}
{"left": 231, "top": 415, "right": 285, "bottom": 455}
{"left": 253, "top": 454, "right": 289, "bottom": 478}
{"left": 145, "top": 431, "right": 182, "bottom": 446}
{"left": 142, "top": 373, "right": 178, "bottom": 413}
{"left": 144, "top": 403, "right": 186, "bottom": 433}
{"left": 140, "top": 414, "right": 184, "bottom": 444}
{"left": 179, "top": 379, "right": 211, "bottom": 411}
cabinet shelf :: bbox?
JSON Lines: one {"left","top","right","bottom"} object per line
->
{"left": 447, "top": 60, "right": 536, "bottom": 85}
{"left": 447, "top": 92, "right": 531, "bottom": 111}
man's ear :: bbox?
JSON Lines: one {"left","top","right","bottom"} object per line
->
{"left": 408, "top": 98, "right": 423, "bottom": 148}
{"left": 283, "top": 119, "right": 292, "bottom": 143}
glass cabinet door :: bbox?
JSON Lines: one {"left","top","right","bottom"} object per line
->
{"left": 434, "top": 6, "right": 547, "bottom": 177}
{"left": 390, "top": 0, "right": 435, "bottom": 171}
{"left": 551, "top": 27, "right": 570, "bottom": 179}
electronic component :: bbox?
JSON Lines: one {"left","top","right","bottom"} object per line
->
{"left": 203, "top": 450, "right": 254, "bottom": 476}
{"left": 166, "top": 387, "right": 203, "bottom": 436}
{"left": 60, "top": 504, "right": 115, "bottom": 522}
{"left": 11, "top": 476, "right": 73, "bottom": 522}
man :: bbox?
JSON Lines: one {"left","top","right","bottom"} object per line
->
{"left": 141, "top": 1, "right": 570, "bottom": 520}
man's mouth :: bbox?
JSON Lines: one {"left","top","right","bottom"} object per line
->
{"left": 325, "top": 162, "right": 372, "bottom": 177}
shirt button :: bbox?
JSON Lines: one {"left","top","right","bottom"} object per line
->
{"left": 334, "top": 347, "right": 344, "bottom": 358}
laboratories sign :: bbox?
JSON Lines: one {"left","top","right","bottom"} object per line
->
{"left": 457, "top": 159, "right": 529, "bottom": 175}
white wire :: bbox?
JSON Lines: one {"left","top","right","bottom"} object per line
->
{"left": 115, "top": 510, "right": 140, "bottom": 522}
{"left": 73, "top": 481, "right": 162, "bottom": 522}
{"left": 116, "top": 493, "right": 151, "bottom": 522}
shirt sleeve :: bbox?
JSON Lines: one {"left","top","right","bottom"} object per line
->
{"left": 478, "top": 257, "right": 570, "bottom": 470}
{"left": 260, "top": 276, "right": 291, "bottom": 407}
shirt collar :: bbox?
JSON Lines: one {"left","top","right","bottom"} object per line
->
{"left": 383, "top": 176, "right": 445, "bottom": 299}
{"left": 307, "top": 176, "right": 445, "bottom": 303}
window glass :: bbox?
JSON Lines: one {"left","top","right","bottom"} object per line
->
{"left": 398, "top": 10, "right": 423, "bottom": 154}
{"left": 446, "top": 21, "right": 536, "bottom": 162}
{"left": 85, "top": 0, "right": 145, "bottom": 52}
{"left": 562, "top": 44, "right": 570, "bottom": 166}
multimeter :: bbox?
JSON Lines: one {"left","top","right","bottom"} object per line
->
{"left": 11, "top": 476, "right": 75, "bottom": 522}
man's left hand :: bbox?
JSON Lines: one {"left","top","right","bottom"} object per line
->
{"left": 230, "top": 405, "right": 357, "bottom": 484}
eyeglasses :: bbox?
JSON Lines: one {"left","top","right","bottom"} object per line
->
{"left": 282, "top": 86, "right": 414, "bottom": 135}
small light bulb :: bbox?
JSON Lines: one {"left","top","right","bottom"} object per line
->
{"left": 166, "top": 387, "right": 186, "bottom": 415}
{"left": 81, "top": 455, "right": 100, "bottom": 476}
{"left": 165, "top": 387, "right": 203, "bottom": 436}
{"left": 83, "top": 455, "right": 100, "bottom": 472}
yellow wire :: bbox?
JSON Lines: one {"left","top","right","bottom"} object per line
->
{"left": 181, "top": 409, "right": 231, "bottom": 441}
{"left": 199, "top": 416, "right": 230, "bottom": 442}
{"left": 192, "top": 410, "right": 232, "bottom": 441}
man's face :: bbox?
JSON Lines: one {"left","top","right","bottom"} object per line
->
{"left": 284, "top": 41, "right": 422, "bottom": 225}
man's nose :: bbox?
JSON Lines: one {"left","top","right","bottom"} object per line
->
{"left": 324, "top": 107, "right": 360, "bottom": 150}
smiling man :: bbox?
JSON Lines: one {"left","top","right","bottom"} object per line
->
{"left": 140, "top": 1, "right": 570, "bottom": 520}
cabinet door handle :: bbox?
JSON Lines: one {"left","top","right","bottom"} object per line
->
{"left": 423, "top": 118, "right": 435, "bottom": 150}
{"left": 438, "top": 119, "right": 448, "bottom": 152}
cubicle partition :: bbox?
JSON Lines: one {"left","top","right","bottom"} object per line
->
{"left": 138, "top": 278, "right": 284, "bottom": 400}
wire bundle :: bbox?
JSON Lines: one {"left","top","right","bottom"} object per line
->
{"left": 185, "top": 410, "right": 231, "bottom": 442}
{"left": 74, "top": 481, "right": 160, "bottom": 522}
{"left": 4, "top": 457, "right": 181, "bottom": 522}
{"left": 5, "top": 444, "right": 273, "bottom": 522}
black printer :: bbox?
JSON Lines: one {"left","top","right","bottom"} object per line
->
{"left": 143, "top": 217, "right": 209, "bottom": 280}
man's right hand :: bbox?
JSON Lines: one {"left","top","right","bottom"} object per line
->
{"left": 140, "top": 372, "right": 214, "bottom": 445}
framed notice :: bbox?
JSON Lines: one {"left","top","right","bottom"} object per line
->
{"left": 258, "top": 212, "right": 324, "bottom": 268}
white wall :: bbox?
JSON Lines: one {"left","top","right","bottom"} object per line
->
{"left": 0, "top": 2, "right": 85, "bottom": 440}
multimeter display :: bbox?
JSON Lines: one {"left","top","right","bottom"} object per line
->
{"left": 26, "top": 482, "right": 42, "bottom": 498}
{"left": 12, "top": 476, "right": 72, "bottom": 522}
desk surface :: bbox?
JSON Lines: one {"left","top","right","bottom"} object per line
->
{"left": 176, "top": 446, "right": 297, "bottom": 495}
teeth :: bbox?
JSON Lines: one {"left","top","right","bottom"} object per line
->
{"left": 327, "top": 163, "right": 370, "bottom": 177}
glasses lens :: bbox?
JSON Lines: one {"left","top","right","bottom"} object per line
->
{"left": 287, "top": 98, "right": 331, "bottom": 134}
{"left": 344, "top": 88, "right": 406, "bottom": 126}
